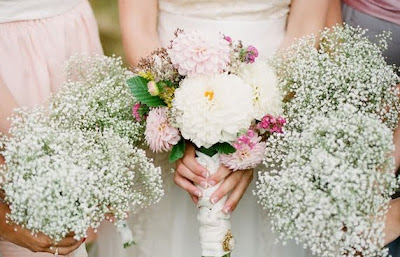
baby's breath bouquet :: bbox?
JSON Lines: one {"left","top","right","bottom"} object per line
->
{"left": 128, "top": 30, "right": 284, "bottom": 257}
{"left": 0, "top": 56, "right": 163, "bottom": 250}
{"left": 256, "top": 25, "right": 400, "bottom": 257}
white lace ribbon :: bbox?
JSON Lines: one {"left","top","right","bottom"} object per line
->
{"left": 196, "top": 151, "right": 232, "bottom": 257}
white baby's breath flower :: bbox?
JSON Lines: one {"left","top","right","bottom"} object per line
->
{"left": 0, "top": 55, "right": 164, "bottom": 244}
{"left": 256, "top": 25, "right": 400, "bottom": 257}
{"left": 272, "top": 25, "right": 399, "bottom": 132}
{"left": 258, "top": 105, "right": 397, "bottom": 257}
{"left": 172, "top": 73, "right": 254, "bottom": 148}
{"left": 51, "top": 55, "right": 144, "bottom": 143}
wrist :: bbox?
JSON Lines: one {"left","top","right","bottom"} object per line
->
{"left": 0, "top": 202, "right": 11, "bottom": 239}
{"left": 385, "top": 199, "right": 400, "bottom": 245}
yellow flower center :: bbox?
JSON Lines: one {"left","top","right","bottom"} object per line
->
{"left": 194, "top": 46, "right": 208, "bottom": 54}
{"left": 204, "top": 91, "right": 214, "bottom": 101}
{"left": 158, "top": 123, "right": 167, "bottom": 132}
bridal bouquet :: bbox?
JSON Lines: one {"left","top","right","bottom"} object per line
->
{"left": 0, "top": 56, "right": 164, "bottom": 249}
{"left": 128, "top": 30, "right": 284, "bottom": 257}
{"left": 256, "top": 25, "right": 400, "bottom": 257}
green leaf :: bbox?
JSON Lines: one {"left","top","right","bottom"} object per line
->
{"left": 197, "top": 146, "right": 218, "bottom": 157}
{"left": 137, "top": 104, "right": 150, "bottom": 117}
{"left": 197, "top": 143, "right": 236, "bottom": 157}
{"left": 157, "top": 80, "right": 173, "bottom": 92}
{"left": 127, "top": 76, "right": 166, "bottom": 107}
{"left": 123, "top": 241, "right": 135, "bottom": 248}
{"left": 169, "top": 139, "right": 186, "bottom": 163}
{"left": 215, "top": 142, "right": 236, "bottom": 154}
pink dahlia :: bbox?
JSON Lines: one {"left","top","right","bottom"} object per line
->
{"left": 168, "top": 31, "right": 231, "bottom": 76}
{"left": 145, "top": 107, "right": 181, "bottom": 152}
{"left": 220, "top": 130, "right": 266, "bottom": 171}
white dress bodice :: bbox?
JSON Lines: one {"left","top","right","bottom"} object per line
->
{"left": 0, "top": 0, "right": 81, "bottom": 23}
{"left": 159, "top": 0, "right": 290, "bottom": 21}
{"left": 158, "top": 0, "right": 291, "bottom": 58}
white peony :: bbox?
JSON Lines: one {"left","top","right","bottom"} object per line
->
{"left": 237, "top": 60, "right": 282, "bottom": 120}
{"left": 173, "top": 73, "right": 254, "bottom": 148}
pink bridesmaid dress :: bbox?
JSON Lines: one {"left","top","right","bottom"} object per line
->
{"left": 0, "top": 0, "right": 103, "bottom": 256}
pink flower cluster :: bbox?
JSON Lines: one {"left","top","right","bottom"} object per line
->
{"left": 223, "top": 35, "right": 232, "bottom": 44}
{"left": 132, "top": 103, "right": 143, "bottom": 122}
{"left": 258, "top": 114, "right": 286, "bottom": 134}
{"left": 243, "top": 45, "right": 259, "bottom": 64}
{"left": 168, "top": 31, "right": 231, "bottom": 76}
{"left": 145, "top": 107, "right": 181, "bottom": 152}
{"left": 220, "top": 130, "right": 266, "bottom": 171}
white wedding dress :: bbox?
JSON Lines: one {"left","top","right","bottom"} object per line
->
{"left": 90, "top": 1, "right": 314, "bottom": 256}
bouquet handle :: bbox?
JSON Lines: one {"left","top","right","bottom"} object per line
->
{"left": 196, "top": 151, "right": 234, "bottom": 257}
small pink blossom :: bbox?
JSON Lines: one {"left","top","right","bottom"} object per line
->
{"left": 145, "top": 107, "right": 181, "bottom": 152}
{"left": 147, "top": 81, "right": 160, "bottom": 96}
{"left": 224, "top": 35, "right": 232, "bottom": 43}
{"left": 168, "top": 31, "right": 231, "bottom": 76}
{"left": 132, "top": 103, "right": 142, "bottom": 122}
{"left": 220, "top": 130, "right": 266, "bottom": 171}
{"left": 242, "top": 45, "right": 259, "bottom": 64}
{"left": 258, "top": 114, "right": 286, "bottom": 134}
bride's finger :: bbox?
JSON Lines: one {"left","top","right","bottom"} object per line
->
{"left": 174, "top": 172, "right": 202, "bottom": 197}
{"left": 176, "top": 161, "right": 207, "bottom": 188}
{"left": 209, "top": 171, "right": 243, "bottom": 205}
{"left": 207, "top": 165, "right": 233, "bottom": 187}
{"left": 54, "top": 237, "right": 80, "bottom": 247}
{"left": 189, "top": 193, "right": 199, "bottom": 204}
{"left": 223, "top": 170, "right": 253, "bottom": 214}
{"left": 182, "top": 144, "right": 209, "bottom": 178}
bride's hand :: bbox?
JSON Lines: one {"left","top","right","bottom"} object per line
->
{"left": 175, "top": 144, "right": 209, "bottom": 203}
{"left": 0, "top": 202, "right": 84, "bottom": 254}
{"left": 175, "top": 143, "right": 253, "bottom": 212}
{"left": 209, "top": 168, "right": 253, "bottom": 214}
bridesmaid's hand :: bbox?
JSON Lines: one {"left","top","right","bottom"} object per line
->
{"left": 0, "top": 203, "right": 83, "bottom": 255}
{"left": 209, "top": 168, "right": 253, "bottom": 214}
{"left": 384, "top": 198, "right": 400, "bottom": 246}
{"left": 175, "top": 144, "right": 209, "bottom": 203}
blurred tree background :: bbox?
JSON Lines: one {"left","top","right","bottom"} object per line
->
{"left": 91, "top": 0, "right": 126, "bottom": 62}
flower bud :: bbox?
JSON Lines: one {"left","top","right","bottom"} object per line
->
{"left": 147, "top": 81, "right": 160, "bottom": 96}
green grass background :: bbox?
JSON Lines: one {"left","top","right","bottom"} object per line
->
{"left": 91, "top": 0, "right": 126, "bottom": 61}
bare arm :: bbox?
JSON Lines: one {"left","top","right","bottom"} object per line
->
{"left": 325, "top": 0, "right": 342, "bottom": 27}
{"left": 119, "top": 0, "right": 161, "bottom": 66}
{"left": 393, "top": 126, "right": 400, "bottom": 172}
{"left": 385, "top": 198, "right": 400, "bottom": 245}
{"left": 393, "top": 84, "right": 400, "bottom": 171}
{"left": 280, "top": 0, "right": 333, "bottom": 50}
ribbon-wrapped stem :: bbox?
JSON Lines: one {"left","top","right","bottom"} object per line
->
{"left": 196, "top": 151, "right": 235, "bottom": 257}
